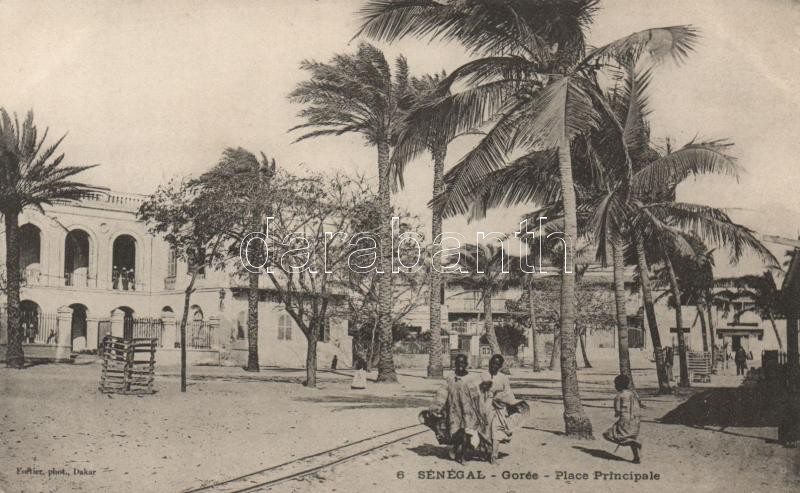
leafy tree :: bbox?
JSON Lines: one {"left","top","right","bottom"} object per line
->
{"left": 491, "top": 322, "right": 527, "bottom": 358}
{"left": 0, "top": 110, "right": 96, "bottom": 368}
{"left": 343, "top": 211, "right": 428, "bottom": 370}
{"left": 139, "top": 180, "right": 228, "bottom": 392}
{"left": 289, "top": 43, "right": 410, "bottom": 383}
{"left": 259, "top": 171, "right": 378, "bottom": 387}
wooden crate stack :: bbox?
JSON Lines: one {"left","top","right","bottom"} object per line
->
{"left": 99, "top": 335, "right": 157, "bottom": 395}
{"left": 688, "top": 351, "right": 712, "bottom": 383}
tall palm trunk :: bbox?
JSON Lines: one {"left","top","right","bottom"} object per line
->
{"left": 767, "top": 312, "right": 783, "bottom": 351}
{"left": 245, "top": 200, "right": 261, "bottom": 372}
{"left": 4, "top": 212, "right": 24, "bottom": 368}
{"left": 376, "top": 140, "right": 397, "bottom": 382}
{"left": 246, "top": 270, "right": 260, "bottom": 371}
{"left": 698, "top": 305, "right": 709, "bottom": 353}
{"left": 707, "top": 302, "right": 717, "bottom": 365}
{"left": 635, "top": 235, "right": 670, "bottom": 393}
{"left": 484, "top": 290, "right": 500, "bottom": 355}
{"left": 549, "top": 332, "right": 560, "bottom": 370}
{"left": 664, "top": 253, "right": 690, "bottom": 387}
{"left": 527, "top": 280, "right": 540, "bottom": 371}
{"left": 557, "top": 140, "right": 592, "bottom": 437}
{"left": 612, "top": 240, "right": 633, "bottom": 384}
{"left": 427, "top": 146, "right": 445, "bottom": 378}
{"left": 179, "top": 270, "right": 199, "bottom": 392}
{"left": 578, "top": 326, "right": 592, "bottom": 368}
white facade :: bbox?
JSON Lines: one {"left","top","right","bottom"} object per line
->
{"left": 0, "top": 190, "right": 352, "bottom": 368}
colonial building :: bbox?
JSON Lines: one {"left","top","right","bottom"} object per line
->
{"left": 0, "top": 189, "right": 352, "bottom": 368}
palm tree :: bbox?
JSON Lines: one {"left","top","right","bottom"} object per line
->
{"left": 358, "top": 0, "right": 697, "bottom": 437}
{"left": 448, "top": 243, "right": 518, "bottom": 355}
{"left": 0, "top": 110, "right": 96, "bottom": 368}
{"left": 195, "top": 148, "right": 277, "bottom": 372}
{"left": 508, "top": 253, "right": 542, "bottom": 371}
{"left": 390, "top": 71, "right": 476, "bottom": 378}
{"left": 650, "top": 221, "right": 775, "bottom": 386}
{"left": 289, "top": 43, "right": 409, "bottom": 382}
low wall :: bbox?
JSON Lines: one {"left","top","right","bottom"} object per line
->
{"left": 154, "top": 348, "right": 221, "bottom": 367}
{"left": 393, "top": 353, "right": 452, "bottom": 369}
{"left": 0, "top": 344, "right": 72, "bottom": 363}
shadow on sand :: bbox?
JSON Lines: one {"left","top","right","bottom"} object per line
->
{"left": 295, "top": 391, "right": 435, "bottom": 411}
{"left": 660, "top": 386, "right": 778, "bottom": 429}
{"left": 573, "top": 445, "right": 630, "bottom": 462}
{"left": 658, "top": 374, "right": 783, "bottom": 443}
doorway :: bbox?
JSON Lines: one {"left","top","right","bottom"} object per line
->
{"left": 70, "top": 304, "right": 88, "bottom": 351}
{"left": 732, "top": 335, "right": 750, "bottom": 352}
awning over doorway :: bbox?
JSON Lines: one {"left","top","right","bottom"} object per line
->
{"left": 716, "top": 326, "right": 763, "bottom": 337}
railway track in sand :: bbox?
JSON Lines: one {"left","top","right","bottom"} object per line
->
{"left": 182, "top": 423, "right": 427, "bottom": 493}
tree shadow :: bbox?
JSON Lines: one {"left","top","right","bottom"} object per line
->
{"left": 573, "top": 445, "right": 629, "bottom": 462}
{"left": 521, "top": 426, "right": 565, "bottom": 436}
{"left": 294, "top": 392, "right": 435, "bottom": 411}
{"left": 408, "top": 443, "right": 450, "bottom": 459}
{"left": 660, "top": 386, "right": 779, "bottom": 429}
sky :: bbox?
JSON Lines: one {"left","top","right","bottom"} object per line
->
{"left": 1, "top": 0, "right": 798, "bottom": 274}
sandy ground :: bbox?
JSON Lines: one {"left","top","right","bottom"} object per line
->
{"left": 1, "top": 358, "right": 798, "bottom": 493}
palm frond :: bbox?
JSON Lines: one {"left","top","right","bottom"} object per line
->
{"left": 643, "top": 201, "right": 778, "bottom": 266}
{"left": 578, "top": 25, "right": 700, "bottom": 69}
{"left": 632, "top": 140, "right": 739, "bottom": 195}
{"left": 356, "top": 0, "right": 598, "bottom": 58}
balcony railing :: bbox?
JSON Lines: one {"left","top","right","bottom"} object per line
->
{"left": 64, "top": 272, "right": 90, "bottom": 288}
{"left": 444, "top": 321, "right": 488, "bottom": 335}
{"left": 446, "top": 298, "right": 510, "bottom": 313}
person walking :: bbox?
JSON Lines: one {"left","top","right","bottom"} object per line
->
{"left": 735, "top": 346, "right": 748, "bottom": 376}
{"left": 603, "top": 374, "right": 643, "bottom": 464}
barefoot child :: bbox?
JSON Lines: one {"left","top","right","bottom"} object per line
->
{"left": 602, "top": 374, "right": 643, "bottom": 463}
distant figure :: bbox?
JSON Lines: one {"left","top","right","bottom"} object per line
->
{"left": 331, "top": 355, "right": 338, "bottom": 370}
{"left": 351, "top": 357, "right": 367, "bottom": 390}
{"left": 129, "top": 269, "right": 136, "bottom": 291}
{"left": 112, "top": 266, "right": 120, "bottom": 290}
{"left": 121, "top": 267, "right": 130, "bottom": 290}
{"left": 22, "top": 321, "right": 33, "bottom": 343}
{"left": 603, "top": 374, "right": 643, "bottom": 464}
{"left": 735, "top": 347, "right": 748, "bottom": 376}
{"left": 664, "top": 346, "right": 674, "bottom": 381}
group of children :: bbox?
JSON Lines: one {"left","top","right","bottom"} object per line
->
{"left": 421, "top": 356, "right": 643, "bottom": 465}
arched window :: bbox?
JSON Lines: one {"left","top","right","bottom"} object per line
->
{"left": 65, "top": 229, "right": 90, "bottom": 287}
{"left": 20, "top": 300, "right": 41, "bottom": 343}
{"left": 19, "top": 224, "right": 41, "bottom": 271}
{"left": 191, "top": 306, "right": 204, "bottom": 322}
{"left": 278, "top": 314, "right": 292, "bottom": 341}
{"left": 112, "top": 235, "right": 137, "bottom": 291}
